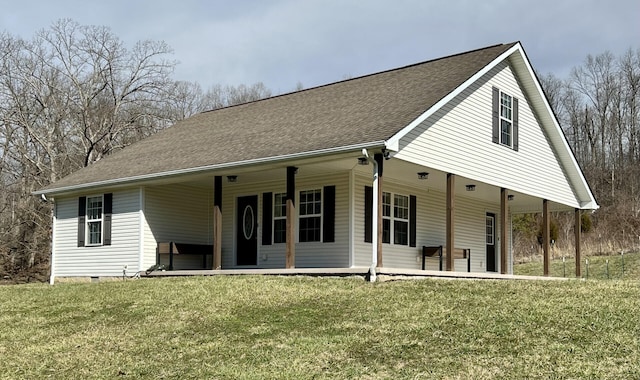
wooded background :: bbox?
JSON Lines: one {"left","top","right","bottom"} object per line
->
{"left": 1, "top": 20, "right": 638, "bottom": 280}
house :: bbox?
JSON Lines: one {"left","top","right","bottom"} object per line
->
{"left": 35, "top": 42, "right": 598, "bottom": 283}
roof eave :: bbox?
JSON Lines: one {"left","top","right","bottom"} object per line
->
{"left": 33, "top": 141, "right": 386, "bottom": 196}
{"left": 385, "top": 42, "right": 521, "bottom": 152}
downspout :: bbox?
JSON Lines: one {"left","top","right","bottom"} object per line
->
{"left": 362, "top": 149, "right": 378, "bottom": 282}
{"left": 49, "top": 197, "right": 56, "bottom": 285}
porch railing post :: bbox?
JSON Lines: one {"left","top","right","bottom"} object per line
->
{"left": 575, "top": 208, "right": 581, "bottom": 277}
{"left": 286, "top": 166, "right": 297, "bottom": 269}
{"left": 500, "top": 188, "right": 508, "bottom": 274}
{"left": 446, "top": 173, "right": 455, "bottom": 271}
{"left": 543, "top": 199, "right": 550, "bottom": 276}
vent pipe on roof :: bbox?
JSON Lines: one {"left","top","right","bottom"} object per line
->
{"left": 362, "top": 148, "right": 378, "bottom": 282}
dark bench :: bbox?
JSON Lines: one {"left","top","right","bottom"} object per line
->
{"left": 156, "top": 242, "right": 213, "bottom": 270}
{"left": 422, "top": 245, "right": 471, "bottom": 272}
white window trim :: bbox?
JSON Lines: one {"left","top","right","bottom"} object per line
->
{"left": 273, "top": 192, "right": 287, "bottom": 244}
{"left": 298, "top": 188, "right": 323, "bottom": 243}
{"left": 499, "top": 90, "right": 513, "bottom": 148}
{"left": 86, "top": 194, "right": 104, "bottom": 246}
{"left": 382, "top": 191, "right": 410, "bottom": 246}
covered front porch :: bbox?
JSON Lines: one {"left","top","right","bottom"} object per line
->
{"left": 144, "top": 149, "right": 587, "bottom": 278}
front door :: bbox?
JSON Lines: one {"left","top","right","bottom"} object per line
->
{"left": 236, "top": 195, "right": 258, "bottom": 266}
{"left": 486, "top": 213, "right": 496, "bottom": 272}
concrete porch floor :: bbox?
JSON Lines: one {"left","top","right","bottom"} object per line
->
{"left": 141, "top": 267, "right": 570, "bottom": 281}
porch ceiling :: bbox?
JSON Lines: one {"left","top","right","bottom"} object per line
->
{"left": 168, "top": 153, "right": 573, "bottom": 214}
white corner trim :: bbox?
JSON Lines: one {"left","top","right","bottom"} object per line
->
{"left": 385, "top": 43, "right": 522, "bottom": 152}
{"left": 138, "top": 187, "right": 145, "bottom": 272}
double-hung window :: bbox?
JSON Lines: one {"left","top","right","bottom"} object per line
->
{"left": 299, "top": 189, "right": 322, "bottom": 242}
{"left": 273, "top": 193, "right": 287, "bottom": 244}
{"left": 500, "top": 91, "right": 513, "bottom": 147}
{"left": 492, "top": 86, "right": 519, "bottom": 151}
{"left": 78, "top": 193, "right": 112, "bottom": 247}
{"left": 86, "top": 195, "right": 103, "bottom": 245}
{"left": 381, "top": 192, "right": 409, "bottom": 245}
{"left": 382, "top": 192, "right": 392, "bottom": 244}
{"left": 393, "top": 194, "right": 409, "bottom": 245}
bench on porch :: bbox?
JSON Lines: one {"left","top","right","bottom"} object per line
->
{"left": 156, "top": 242, "right": 213, "bottom": 270}
{"left": 422, "top": 245, "right": 471, "bottom": 272}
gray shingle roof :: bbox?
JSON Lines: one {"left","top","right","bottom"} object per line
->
{"left": 40, "top": 42, "right": 517, "bottom": 194}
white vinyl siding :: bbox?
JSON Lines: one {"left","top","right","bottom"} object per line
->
{"left": 144, "top": 184, "right": 213, "bottom": 270}
{"left": 221, "top": 172, "right": 350, "bottom": 269}
{"left": 353, "top": 174, "right": 511, "bottom": 273}
{"left": 53, "top": 189, "right": 140, "bottom": 277}
{"left": 394, "top": 60, "right": 579, "bottom": 208}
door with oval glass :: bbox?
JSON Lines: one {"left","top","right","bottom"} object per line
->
{"left": 236, "top": 195, "right": 258, "bottom": 266}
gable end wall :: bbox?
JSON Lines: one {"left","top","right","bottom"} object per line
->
{"left": 394, "top": 60, "right": 579, "bottom": 208}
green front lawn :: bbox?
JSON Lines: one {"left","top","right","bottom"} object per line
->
{"left": 0, "top": 276, "right": 638, "bottom": 379}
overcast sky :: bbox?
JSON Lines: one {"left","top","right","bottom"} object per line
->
{"left": 1, "top": 0, "right": 638, "bottom": 93}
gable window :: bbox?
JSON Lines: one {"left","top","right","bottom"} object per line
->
{"left": 86, "top": 196, "right": 104, "bottom": 245}
{"left": 500, "top": 92, "right": 513, "bottom": 147}
{"left": 273, "top": 193, "right": 287, "bottom": 244}
{"left": 492, "top": 86, "right": 519, "bottom": 151}
{"left": 299, "top": 189, "right": 322, "bottom": 242}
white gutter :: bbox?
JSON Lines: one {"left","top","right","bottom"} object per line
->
{"left": 34, "top": 141, "right": 386, "bottom": 196}
{"left": 362, "top": 148, "right": 379, "bottom": 282}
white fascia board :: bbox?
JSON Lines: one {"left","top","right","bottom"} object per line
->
{"left": 513, "top": 45, "right": 599, "bottom": 211}
{"left": 34, "top": 141, "right": 386, "bottom": 196}
{"left": 385, "top": 43, "right": 522, "bottom": 152}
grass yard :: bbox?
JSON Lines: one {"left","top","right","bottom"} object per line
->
{"left": 0, "top": 276, "right": 638, "bottom": 379}
{"left": 515, "top": 250, "right": 640, "bottom": 280}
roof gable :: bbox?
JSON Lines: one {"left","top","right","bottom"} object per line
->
{"left": 389, "top": 43, "right": 597, "bottom": 210}
{"left": 39, "top": 43, "right": 519, "bottom": 194}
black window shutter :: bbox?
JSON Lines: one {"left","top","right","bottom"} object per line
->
{"left": 323, "top": 186, "right": 335, "bottom": 243}
{"left": 513, "top": 97, "right": 519, "bottom": 151}
{"left": 492, "top": 86, "right": 500, "bottom": 143}
{"left": 103, "top": 193, "right": 113, "bottom": 246}
{"left": 262, "top": 192, "right": 273, "bottom": 245}
{"left": 364, "top": 186, "right": 373, "bottom": 243}
{"left": 77, "top": 197, "right": 86, "bottom": 247}
{"left": 410, "top": 195, "right": 417, "bottom": 247}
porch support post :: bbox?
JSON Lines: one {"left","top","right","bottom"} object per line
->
{"left": 446, "top": 173, "right": 455, "bottom": 271}
{"left": 543, "top": 199, "right": 550, "bottom": 276}
{"left": 575, "top": 208, "right": 582, "bottom": 277}
{"left": 500, "top": 188, "right": 508, "bottom": 274}
{"left": 212, "top": 176, "right": 223, "bottom": 270}
{"left": 286, "top": 166, "right": 297, "bottom": 269}
{"left": 374, "top": 153, "right": 384, "bottom": 267}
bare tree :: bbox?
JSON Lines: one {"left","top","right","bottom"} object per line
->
{"left": 0, "top": 20, "right": 178, "bottom": 277}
